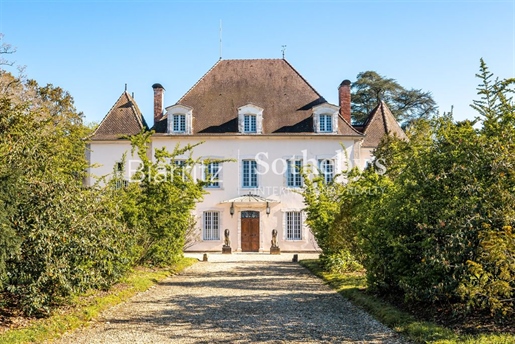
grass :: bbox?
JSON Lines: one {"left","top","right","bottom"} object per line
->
{"left": 299, "top": 259, "right": 515, "bottom": 344}
{"left": 0, "top": 257, "right": 197, "bottom": 344}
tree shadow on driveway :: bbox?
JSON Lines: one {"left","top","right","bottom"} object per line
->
{"left": 99, "top": 261, "right": 406, "bottom": 343}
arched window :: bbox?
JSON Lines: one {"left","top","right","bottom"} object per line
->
{"left": 166, "top": 105, "right": 193, "bottom": 134}
{"left": 312, "top": 104, "right": 339, "bottom": 134}
{"left": 238, "top": 104, "right": 263, "bottom": 134}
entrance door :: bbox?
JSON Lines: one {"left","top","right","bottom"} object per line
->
{"left": 241, "top": 211, "right": 260, "bottom": 252}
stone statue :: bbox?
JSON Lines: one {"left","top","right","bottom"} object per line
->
{"left": 222, "top": 228, "right": 232, "bottom": 254}
{"left": 223, "top": 228, "right": 230, "bottom": 247}
{"left": 271, "top": 229, "right": 278, "bottom": 248}
{"left": 270, "top": 229, "right": 280, "bottom": 255}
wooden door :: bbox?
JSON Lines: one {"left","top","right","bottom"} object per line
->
{"left": 241, "top": 211, "right": 260, "bottom": 252}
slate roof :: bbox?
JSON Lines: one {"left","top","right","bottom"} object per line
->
{"left": 90, "top": 91, "right": 148, "bottom": 140}
{"left": 361, "top": 101, "right": 407, "bottom": 147}
{"left": 154, "top": 59, "right": 362, "bottom": 136}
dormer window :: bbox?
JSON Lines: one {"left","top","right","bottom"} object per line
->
{"left": 173, "top": 114, "right": 186, "bottom": 132}
{"left": 166, "top": 104, "right": 193, "bottom": 134}
{"left": 319, "top": 114, "right": 333, "bottom": 132}
{"left": 312, "top": 103, "right": 339, "bottom": 134}
{"left": 238, "top": 104, "right": 263, "bottom": 134}
{"left": 244, "top": 115, "right": 257, "bottom": 133}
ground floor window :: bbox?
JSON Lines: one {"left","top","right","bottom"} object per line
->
{"left": 285, "top": 211, "right": 302, "bottom": 240}
{"left": 115, "top": 179, "right": 128, "bottom": 189}
{"left": 203, "top": 211, "right": 220, "bottom": 240}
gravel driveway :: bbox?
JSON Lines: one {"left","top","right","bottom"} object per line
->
{"left": 53, "top": 253, "right": 407, "bottom": 344}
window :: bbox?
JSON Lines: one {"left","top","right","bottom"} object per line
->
{"left": 286, "top": 211, "right": 302, "bottom": 240}
{"left": 287, "top": 159, "right": 303, "bottom": 187}
{"left": 203, "top": 211, "right": 220, "bottom": 240}
{"left": 173, "top": 114, "right": 186, "bottom": 132}
{"left": 205, "top": 162, "right": 221, "bottom": 188}
{"left": 242, "top": 160, "right": 258, "bottom": 187}
{"left": 115, "top": 179, "right": 129, "bottom": 190}
{"left": 238, "top": 104, "right": 263, "bottom": 134}
{"left": 313, "top": 104, "right": 338, "bottom": 133}
{"left": 319, "top": 159, "right": 334, "bottom": 184}
{"left": 174, "top": 159, "right": 185, "bottom": 168}
{"left": 114, "top": 161, "right": 127, "bottom": 189}
{"left": 319, "top": 114, "right": 333, "bottom": 132}
{"left": 167, "top": 105, "right": 193, "bottom": 134}
{"left": 244, "top": 115, "right": 257, "bottom": 133}
{"left": 173, "top": 160, "right": 187, "bottom": 180}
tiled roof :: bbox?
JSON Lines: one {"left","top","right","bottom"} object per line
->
{"left": 154, "top": 59, "right": 361, "bottom": 136}
{"left": 89, "top": 91, "right": 148, "bottom": 140}
{"left": 361, "top": 101, "right": 407, "bottom": 147}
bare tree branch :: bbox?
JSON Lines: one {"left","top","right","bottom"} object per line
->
{"left": 0, "top": 33, "right": 17, "bottom": 67}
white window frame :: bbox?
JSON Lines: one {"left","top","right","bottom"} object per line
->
{"left": 319, "top": 159, "right": 335, "bottom": 184}
{"left": 243, "top": 114, "right": 257, "bottom": 133}
{"left": 203, "top": 211, "right": 220, "bottom": 241}
{"left": 238, "top": 104, "right": 263, "bottom": 134}
{"left": 172, "top": 159, "right": 188, "bottom": 181}
{"left": 319, "top": 114, "right": 332, "bottom": 132}
{"left": 114, "top": 161, "right": 128, "bottom": 189}
{"left": 204, "top": 161, "right": 221, "bottom": 188}
{"left": 312, "top": 104, "right": 339, "bottom": 134}
{"left": 115, "top": 179, "right": 129, "bottom": 190}
{"left": 242, "top": 159, "right": 258, "bottom": 188}
{"left": 286, "top": 159, "right": 303, "bottom": 188}
{"left": 172, "top": 114, "right": 186, "bottom": 132}
{"left": 166, "top": 104, "right": 193, "bottom": 134}
{"left": 285, "top": 211, "right": 303, "bottom": 241}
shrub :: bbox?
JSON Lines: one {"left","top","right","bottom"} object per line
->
{"left": 303, "top": 60, "right": 515, "bottom": 317}
{"left": 320, "top": 250, "right": 363, "bottom": 274}
{"left": 357, "top": 61, "right": 515, "bottom": 316}
{"left": 118, "top": 132, "right": 207, "bottom": 266}
{"left": 4, "top": 181, "right": 135, "bottom": 316}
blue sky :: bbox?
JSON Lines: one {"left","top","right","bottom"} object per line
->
{"left": 0, "top": 0, "right": 513, "bottom": 125}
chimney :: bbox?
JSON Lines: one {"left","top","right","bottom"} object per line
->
{"left": 152, "top": 83, "right": 165, "bottom": 125}
{"left": 338, "top": 80, "right": 351, "bottom": 123}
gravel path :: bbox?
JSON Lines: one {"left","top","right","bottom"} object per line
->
{"left": 53, "top": 253, "right": 407, "bottom": 344}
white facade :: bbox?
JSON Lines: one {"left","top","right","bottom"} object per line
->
{"left": 87, "top": 135, "right": 364, "bottom": 252}
{"left": 86, "top": 59, "right": 402, "bottom": 253}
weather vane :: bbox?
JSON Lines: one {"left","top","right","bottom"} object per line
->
{"left": 281, "top": 45, "right": 287, "bottom": 59}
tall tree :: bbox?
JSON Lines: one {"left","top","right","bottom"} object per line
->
{"left": 351, "top": 71, "right": 437, "bottom": 125}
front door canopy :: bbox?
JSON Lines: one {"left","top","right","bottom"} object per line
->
{"left": 221, "top": 193, "right": 280, "bottom": 206}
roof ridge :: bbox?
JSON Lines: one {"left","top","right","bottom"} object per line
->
{"left": 282, "top": 59, "right": 324, "bottom": 99}
{"left": 221, "top": 58, "right": 283, "bottom": 61}
{"left": 380, "top": 101, "right": 389, "bottom": 134}
{"left": 126, "top": 91, "right": 148, "bottom": 131}
{"left": 89, "top": 90, "right": 127, "bottom": 138}
{"left": 88, "top": 90, "right": 147, "bottom": 140}
{"left": 381, "top": 100, "right": 407, "bottom": 138}
{"left": 177, "top": 59, "right": 222, "bottom": 103}
{"left": 362, "top": 102, "right": 381, "bottom": 133}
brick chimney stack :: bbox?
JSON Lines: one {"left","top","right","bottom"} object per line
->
{"left": 152, "top": 83, "right": 165, "bottom": 125}
{"left": 338, "top": 80, "right": 352, "bottom": 123}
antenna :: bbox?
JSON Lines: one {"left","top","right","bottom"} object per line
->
{"left": 219, "top": 19, "right": 223, "bottom": 60}
{"left": 124, "top": 83, "right": 127, "bottom": 91}
{"left": 281, "top": 45, "right": 287, "bottom": 59}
